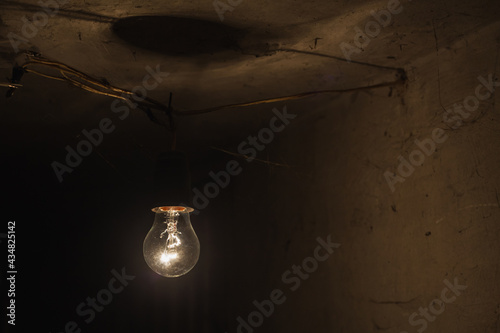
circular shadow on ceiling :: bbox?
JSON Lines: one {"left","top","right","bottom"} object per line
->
{"left": 112, "top": 16, "right": 245, "bottom": 57}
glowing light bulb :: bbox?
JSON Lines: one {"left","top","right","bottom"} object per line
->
{"left": 143, "top": 206, "right": 200, "bottom": 278}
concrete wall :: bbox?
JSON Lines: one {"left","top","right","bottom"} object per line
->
{"left": 217, "top": 20, "right": 500, "bottom": 333}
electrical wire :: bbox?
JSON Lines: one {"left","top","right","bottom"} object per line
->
{"left": 19, "top": 53, "right": 172, "bottom": 129}
{"left": 175, "top": 79, "right": 404, "bottom": 116}
{"left": 14, "top": 52, "right": 406, "bottom": 128}
{"left": 0, "top": 82, "right": 23, "bottom": 88}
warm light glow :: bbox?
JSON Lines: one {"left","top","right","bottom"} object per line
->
{"left": 143, "top": 206, "right": 199, "bottom": 278}
{"left": 160, "top": 252, "right": 178, "bottom": 263}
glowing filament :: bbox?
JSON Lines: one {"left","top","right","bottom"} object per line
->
{"left": 159, "top": 210, "right": 181, "bottom": 265}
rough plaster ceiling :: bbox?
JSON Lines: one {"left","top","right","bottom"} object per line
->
{"left": 0, "top": 0, "right": 497, "bottom": 185}
{"left": 1, "top": 1, "right": 500, "bottom": 332}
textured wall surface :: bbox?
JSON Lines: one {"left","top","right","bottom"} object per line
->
{"left": 1, "top": 0, "right": 499, "bottom": 332}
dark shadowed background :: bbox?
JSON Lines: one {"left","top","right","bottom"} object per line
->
{"left": 1, "top": 0, "right": 500, "bottom": 332}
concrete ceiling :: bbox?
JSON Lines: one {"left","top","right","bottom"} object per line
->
{"left": 2, "top": 0, "right": 497, "bottom": 170}
{"left": 0, "top": 0, "right": 497, "bottom": 157}
{"left": 1, "top": 1, "right": 500, "bottom": 332}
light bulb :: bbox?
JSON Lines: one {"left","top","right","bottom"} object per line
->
{"left": 143, "top": 206, "right": 200, "bottom": 278}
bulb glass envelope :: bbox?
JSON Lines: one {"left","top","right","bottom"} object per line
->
{"left": 143, "top": 206, "right": 199, "bottom": 277}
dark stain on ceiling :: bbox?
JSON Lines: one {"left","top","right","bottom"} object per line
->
{"left": 112, "top": 16, "right": 246, "bottom": 57}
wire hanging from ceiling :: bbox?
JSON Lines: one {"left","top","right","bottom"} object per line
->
{"left": 4, "top": 52, "right": 407, "bottom": 129}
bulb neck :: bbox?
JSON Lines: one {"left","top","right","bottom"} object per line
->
{"left": 152, "top": 206, "right": 194, "bottom": 213}
{"left": 151, "top": 206, "right": 194, "bottom": 228}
